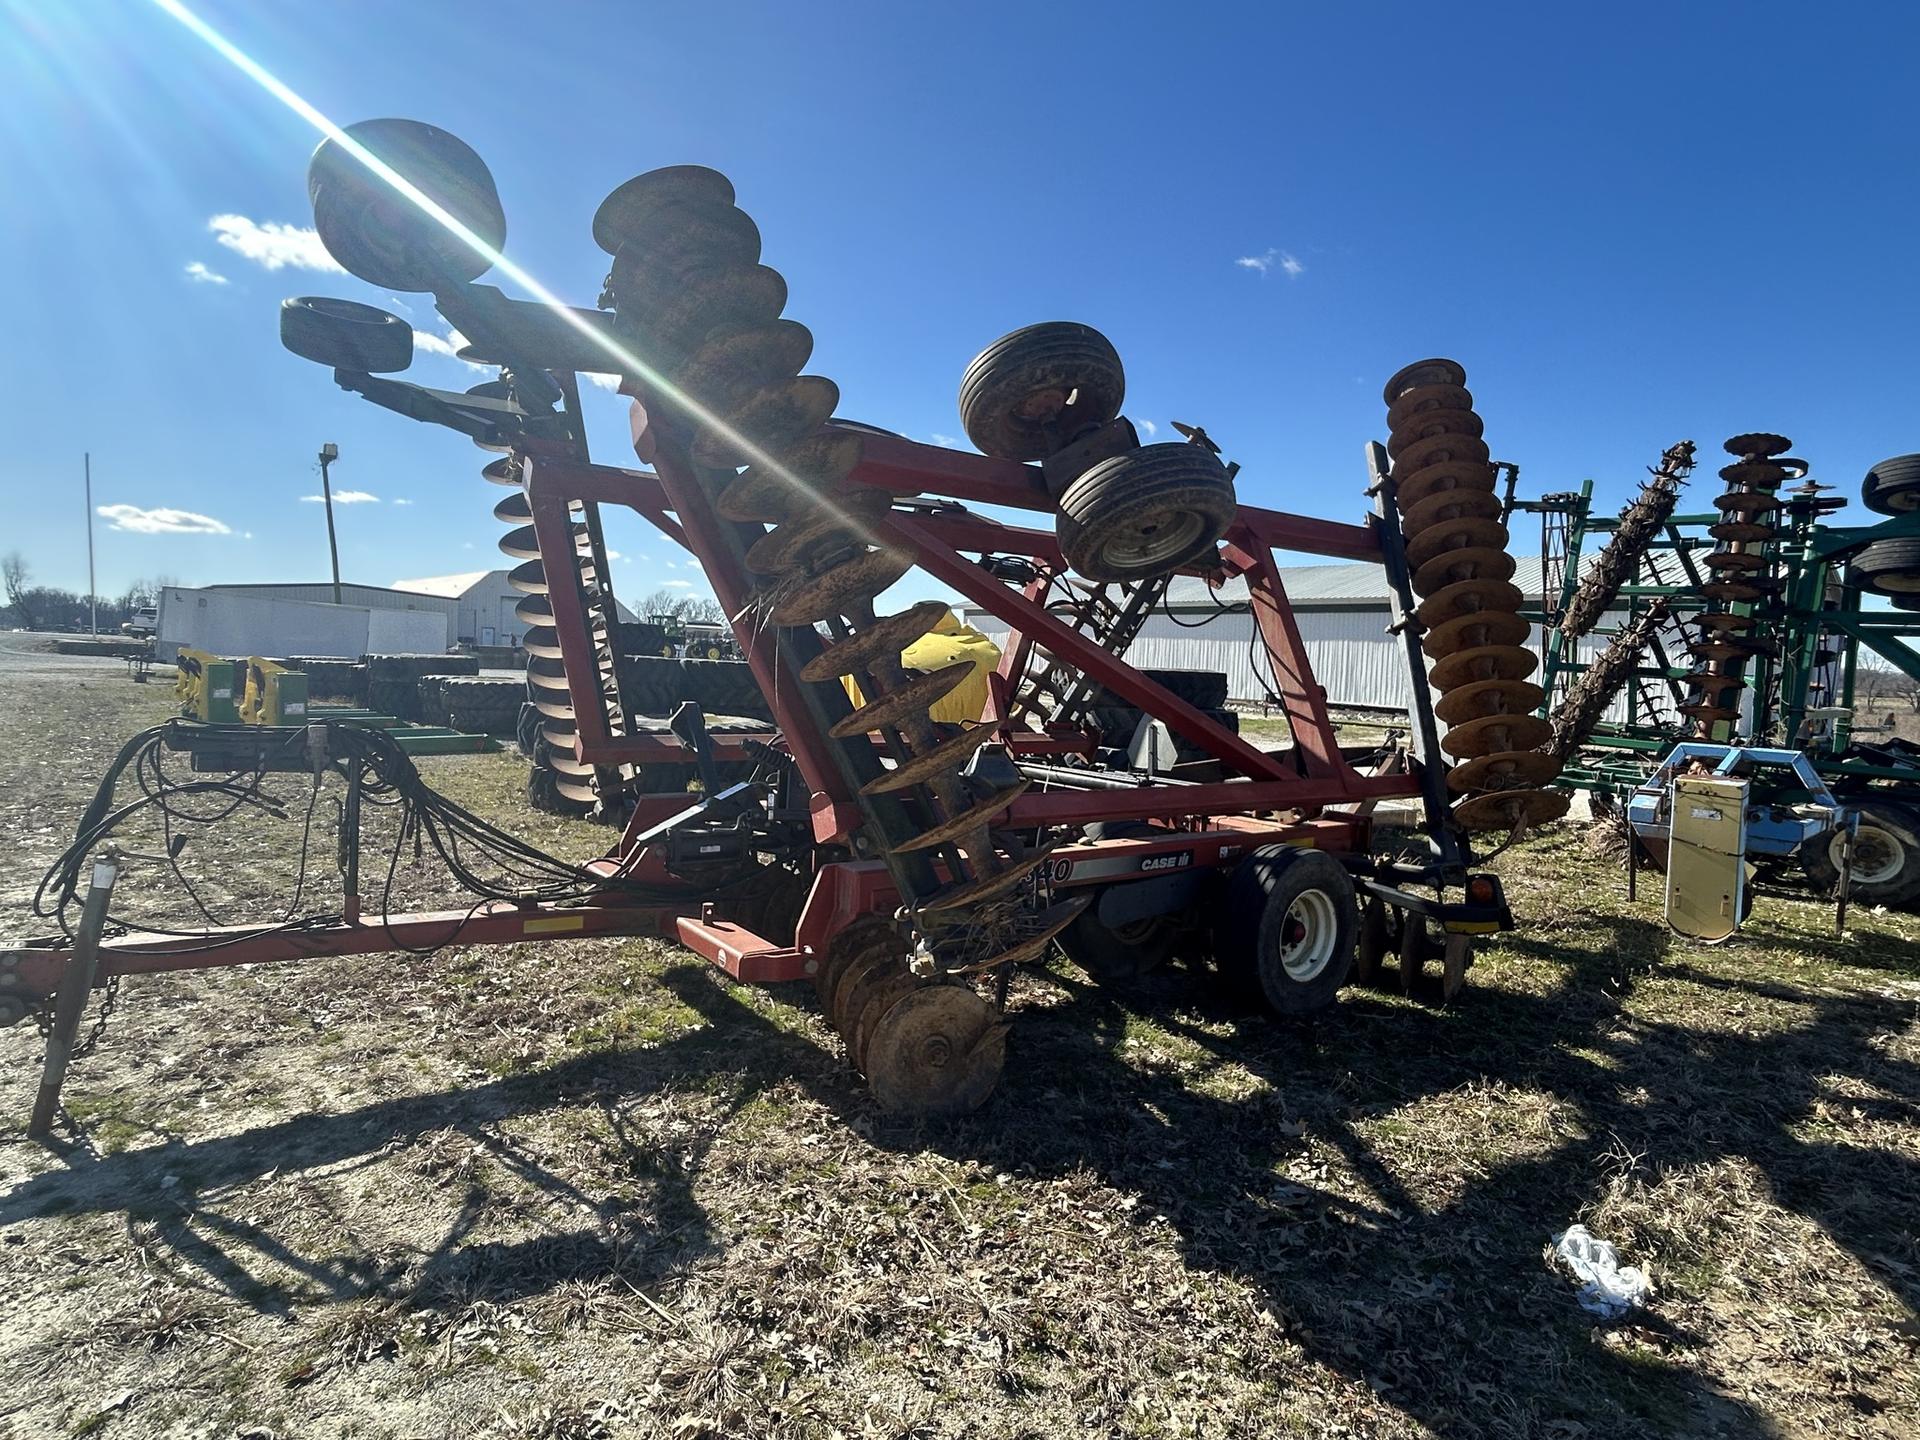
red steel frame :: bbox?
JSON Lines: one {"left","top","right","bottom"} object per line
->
{"left": 8, "top": 422, "right": 1423, "bottom": 1016}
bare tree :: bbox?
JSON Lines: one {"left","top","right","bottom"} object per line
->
{"left": 2, "top": 551, "right": 38, "bottom": 630}
{"left": 636, "top": 588, "right": 723, "bottom": 624}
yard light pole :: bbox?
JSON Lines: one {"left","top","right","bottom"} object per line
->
{"left": 84, "top": 451, "right": 97, "bottom": 636}
{"left": 318, "top": 442, "right": 342, "bottom": 605}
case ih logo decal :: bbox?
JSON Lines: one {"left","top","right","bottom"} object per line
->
{"left": 1139, "top": 852, "right": 1192, "bottom": 873}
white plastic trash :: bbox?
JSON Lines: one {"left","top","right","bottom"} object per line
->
{"left": 1551, "top": 1224, "right": 1651, "bottom": 1318}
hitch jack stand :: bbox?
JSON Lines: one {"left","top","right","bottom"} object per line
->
{"left": 27, "top": 853, "right": 121, "bottom": 1140}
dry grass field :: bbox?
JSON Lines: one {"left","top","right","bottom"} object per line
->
{"left": 1, "top": 644, "right": 1916, "bottom": 1438}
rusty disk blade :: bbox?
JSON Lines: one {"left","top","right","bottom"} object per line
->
{"left": 1687, "top": 671, "right": 1746, "bottom": 695}
{"left": 492, "top": 493, "right": 534, "bottom": 525}
{"left": 1428, "top": 641, "right": 1538, "bottom": 691}
{"left": 1452, "top": 787, "right": 1571, "bottom": 832}
{"left": 1693, "top": 611, "right": 1754, "bottom": 632}
{"left": 1723, "top": 432, "right": 1791, "bottom": 459}
{"left": 507, "top": 559, "right": 549, "bottom": 594}
{"left": 1446, "top": 748, "right": 1561, "bottom": 794}
{"left": 811, "top": 922, "right": 895, "bottom": 1004}
{"left": 498, "top": 524, "right": 544, "bottom": 560}
{"left": 864, "top": 988, "right": 1010, "bottom": 1117}
{"left": 746, "top": 489, "right": 892, "bottom": 575}
{"left": 1413, "top": 545, "right": 1518, "bottom": 599}
{"left": 592, "top": 165, "right": 737, "bottom": 254}
{"left": 1386, "top": 383, "right": 1475, "bottom": 432}
{"left": 799, "top": 601, "right": 951, "bottom": 682}
{"left": 863, "top": 725, "right": 998, "bottom": 795}
{"left": 1434, "top": 677, "right": 1545, "bottom": 727}
{"left": 533, "top": 697, "right": 576, "bottom": 721}
{"left": 612, "top": 260, "right": 790, "bottom": 362}
{"left": 692, "top": 375, "right": 842, "bottom": 467}
{"left": 522, "top": 626, "right": 563, "bottom": 660}
{"left": 671, "top": 318, "right": 816, "bottom": 410}
{"left": 1422, "top": 608, "right": 1530, "bottom": 660}
{"left": 767, "top": 546, "right": 915, "bottom": 627}
{"left": 1401, "top": 485, "right": 1503, "bottom": 536}
{"left": 830, "top": 661, "right": 976, "bottom": 738}
{"left": 1719, "top": 459, "right": 1791, "bottom": 489}
{"left": 1440, "top": 712, "right": 1554, "bottom": 760}
{"left": 1406, "top": 517, "right": 1510, "bottom": 573}
{"left": 1382, "top": 358, "right": 1467, "bottom": 405}
{"left": 830, "top": 950, "right": 906, "bottom": 1040}
{"left": 892, "top": 781, "right": 1031, "bottom": 853}
{"left": 1417, "top": 577, "right": 1525, "bottom": 630}
{"left": 1393, "top": 458, "right": 1499, "bottom": 511}
{"left": 554, "top": 779, "right": 599, "bottom": 805}
{"left": 526, "top": 657, "right": 572, "bottom": 692}
{"left": 1386, "top": 405, "right": 1485, "bottom": 460}
{"left": 849, "top": 970, "right": 928, "bottom": 1070}
{"left": 716, "top": 429, "right": 868, "bottom": 523}
{"left": 548, "top": 749, "right": 594, "bottom": 779}
{"left": 599, "top": 194, "right": 762, "bottom": 282}
{"left": 921, "top": 848, "right": 1054, "bottom": 913}
{"left": 1689, "top": 640, "right": 1754, "bottom": 663}
{"left": 950, "top": 896, "right": 1091, "bottom": 969}
{"left": 1390, "top": 428, "right": 1493, "bottom": 478}
{"left": 1679, "top": 703, "right": 1740, "bottom": 724}
{"left": 515, "top": 594, "right": 554, "bottom": 626}
{"left": 1709, "top": 519, "right": 1776, "bottom": 543}
{"left": 481, "top": 456, "right": 522, "bottom": 486}
{"left": 1714, "top": 489, "right": 1782, "bottom": 515}
{"left": 1700, "top": 579, "right": 1767, "bottom": 603}
{"left": 1704, "top": 549, "right": 1767, "bottom": 572}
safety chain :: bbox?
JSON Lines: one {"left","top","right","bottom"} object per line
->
{"left": 31, "top": 973, "right": 123, "bottom": 1065}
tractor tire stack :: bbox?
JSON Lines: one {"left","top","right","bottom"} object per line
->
{"left": 595, "top": 163, "right": 1083, "bottom": 1113}
{"left": 363, "top": 654, "right": 480, "bottom": 722}
{"left": 439, "top": 676, "right": 525, "bottom": 735}
{"left": 1381, "top": 359, "right": 1568, "bottom": 833}
{"left": 284, "top": 656, "right": 365, "bottom": 703}
{"left": 1677, "top": 434, "right": 1798, "bottom": 733}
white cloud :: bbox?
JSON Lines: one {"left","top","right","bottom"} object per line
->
{"left": 411, "top": 327, "right": 492, "bottom": 372}
{"left": 392, "top": 498, "right": 414, "bottom": 506}
{"left": 583, "top": 372, "right": 624, "bottom": 391}
{"left": 1139, "top": 419, "right": 1157, "bottom": 437}
{"left": 1234, "top": 247, "right": 1303, "bottom": 279}
{"left": 184, "top": 261, "right": 228, "bottom": 285}
{"left": 930, "top": 432, "right": 960, "bottom": 447}
{"left": 662, "top": 579, "right": 693, "bottom": 589}
{"left": 209, "top": 214, "right": 344, "bottom": 272}
{"left": 300, "top": 489, "right": 380, "bottom": 504}
{"left": 97, "top": 504, "right": 232, "bottom": 536}
{"left": 604, "top": 549, "right": 624, "bottom": 561}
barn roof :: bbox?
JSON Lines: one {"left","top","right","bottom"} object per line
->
{"left": 390, "top": 571, "right": 497, "bottom": 598}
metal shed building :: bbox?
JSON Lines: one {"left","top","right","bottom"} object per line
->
{"left": 391, "top": 571, "right": 642, "bottom": 647}
{"left": 962, "top": 559, "right": 1596, "bottom": 713}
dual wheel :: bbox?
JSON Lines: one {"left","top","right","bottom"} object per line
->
{"left": 957, "top": 323, "right": 1237, "bottom": 582}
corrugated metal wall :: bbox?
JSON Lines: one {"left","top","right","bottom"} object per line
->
{"left": 969, "top": 604, "right": 1634, "bottom": 720}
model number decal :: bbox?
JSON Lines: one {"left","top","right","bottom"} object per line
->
{"left": 1139, "top": 852, "right": 1192, "bottom": 873}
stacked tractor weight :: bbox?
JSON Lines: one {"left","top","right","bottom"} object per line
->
{"left": 596, "top": 165, "right": 1085, "bottom": 1113}
{"left": 1677, "top": 434, "right": 1800, "bottom": 735}
{"left": 1381, "top": 360, "right": 1569, "bottom": 833}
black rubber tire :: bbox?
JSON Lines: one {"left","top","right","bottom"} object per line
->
{"left": 1215, "top": 845, "right": 1357, "bottom": 1016}
{"left": 957, "top": 322, "right": 1125, "bottom": 461}
{"left": 280, "top": 297, "right": 414, "bottom": 373}
{"left": 1862, "top": 455, "right": 1920, "bottom": 516}
{"left": 307, "top": 118, "right": 505, "bottom": 292}
{"left": 1054, "top": 822, "right": 1183, "bottom": 982}
{"left": 1090, "top": 668, "right": 1231, "bottom": 711}
{"left": 515, "top": 701, "right": 542, "bottom": 760}
{"left": 1057, "top": 443, "right": 1237, "bottom": 582}
{"left": 615, "top": 655, "right": 772, "bottom": 721}
{"left": 1850, "top": 538, "right": 1920, "bottom": 595}
{"left": 1801, "top": 802, "right": 1920, "bottom": 908}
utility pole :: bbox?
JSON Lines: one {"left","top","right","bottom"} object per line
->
{"left": 84, "top": 452, "right": 97, "bottom": 636}
{"left": 318, "top": 442, "right": 342, "bottom": 605}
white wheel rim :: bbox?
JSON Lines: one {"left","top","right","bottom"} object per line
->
{"left": 1831, "top": 823, "right": 1905, "bottom": 886}
{"left": 1279, "top": 888, "right": 1340, "bottom": 982}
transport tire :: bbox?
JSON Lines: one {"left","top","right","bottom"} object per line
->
{"left": 1801, "top": 802, "right": 1920, "bottom": 908}
{"left": 307, "top": 118, "right": 505, "bottom": 292}
{"left": 958, "top": 321, "right": 1125, "bottom": 461}
{"left": 1216, "top": 845, "right": 1357, "bottom": 1015}
{"left": 279, "top": 297, "right": 414, "bottom": 373}
{"left": 1053, "top": 822, "right": 1184, "bottom": 982}
{"left": 1862, "top": 455, "right": 1920, "bottom": 516}
{"left": 1057, "top": 443, "right": 1237, "bottom": 581}
{"left": 1850, "top": 538, "right": 1920, "bottom": 595}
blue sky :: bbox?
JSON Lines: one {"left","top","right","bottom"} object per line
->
{"left": 3, "top": 1, "right": 1916, "bottom": 605}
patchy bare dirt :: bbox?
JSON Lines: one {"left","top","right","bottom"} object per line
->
{"left": 2, "top": 651, "right": 1917, "bottom": 1439}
